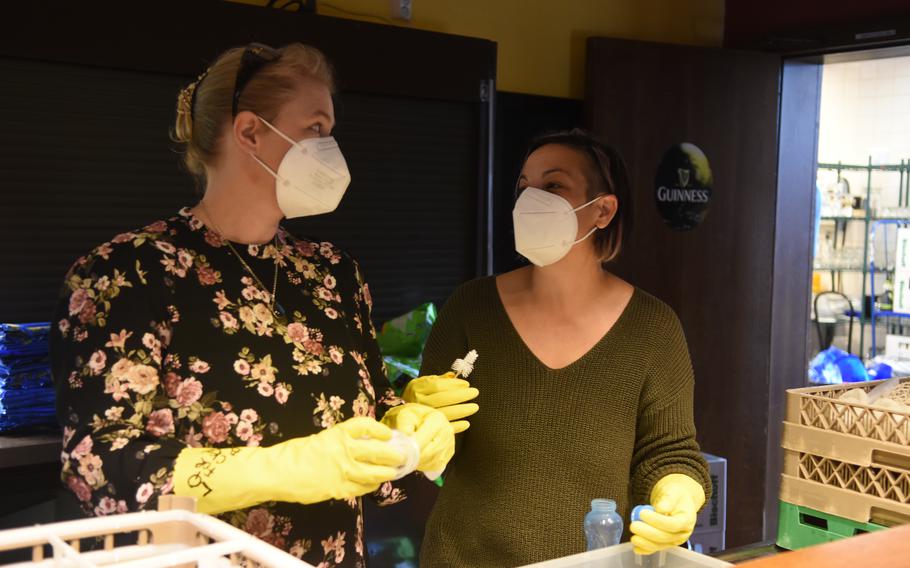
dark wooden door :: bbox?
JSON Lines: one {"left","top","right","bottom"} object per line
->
{"left": 587, "top": 38, "right": 819, "bottom": 546}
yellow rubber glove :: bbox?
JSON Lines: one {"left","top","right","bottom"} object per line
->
{"left": 173, "top": 417, "right": 404, "bottom": 515}
{"left": 630, "top": 474, "right": 706, "bottom": 555}
{"left": 403, "top": 372, "right": 480, "bottom": 433}
{"left": 381, "top": 403, "right": 455, "bottom": 475}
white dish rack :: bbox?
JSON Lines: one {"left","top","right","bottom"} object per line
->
{"left": 0, "top": 496, "right": 314, "bottom": 567}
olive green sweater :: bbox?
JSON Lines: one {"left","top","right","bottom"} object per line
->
{"left": 418, "top": 277, "right": 711, "bottom": 567}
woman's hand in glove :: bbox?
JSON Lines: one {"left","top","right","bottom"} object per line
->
{"left": 382, "top": 403, "right": 455, "bottom": 476}
{"left": 630, "top": 474, "right": 706, "bottom": 555}
{"left": 403, "top": 372, "right": 479, "bottom": 433}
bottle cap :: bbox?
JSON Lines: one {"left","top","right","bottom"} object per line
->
{"left": 631, "top": 504, "right": 655, "bottom": 522}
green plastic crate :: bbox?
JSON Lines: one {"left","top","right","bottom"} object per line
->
{"left": 777, "top": 501, "right": 886, "bottom": 550}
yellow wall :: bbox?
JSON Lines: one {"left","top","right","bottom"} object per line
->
{"left": 228, "top": 0, "right": 724, "bottom": 99}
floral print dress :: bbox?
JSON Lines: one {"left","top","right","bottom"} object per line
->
{"left": 51, "top": 208, "right": 406, "bottom": 568}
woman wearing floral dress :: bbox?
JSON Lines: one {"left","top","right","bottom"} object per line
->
{"left": 50, "top": 43, "right": 466, "bottom": 568}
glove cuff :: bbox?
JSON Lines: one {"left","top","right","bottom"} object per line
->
{"left": 173, "top": 445, "right": 267, "bottom": 514}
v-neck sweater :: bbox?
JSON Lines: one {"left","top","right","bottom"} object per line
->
{"left": 418, "top": 276, "right": 711, "bottom": 567}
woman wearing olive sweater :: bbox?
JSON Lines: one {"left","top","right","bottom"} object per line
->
{"left": 407, "top": 130, "right": 711, "bottom": 567}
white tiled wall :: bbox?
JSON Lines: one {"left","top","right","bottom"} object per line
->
{"left": 819, "top": 56, "right": 910, "bottom": 165}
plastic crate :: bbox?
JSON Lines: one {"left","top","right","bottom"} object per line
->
{"left": 518, "top": 542, "right": 732, "bottom": 568}
{"left": 776, "top": 500, "right": 885, "bottom": 551}
{"left": 0, "top": 496, "right": 314, "bottom": 567}
{"left": 781, "top": 421, "right": 910, "bottom": 524}
{"left": 785, "top": 377, "right": 910, "bottom": 445}
{"left": 779, "top": 378, "right": 910, "bottom": 526}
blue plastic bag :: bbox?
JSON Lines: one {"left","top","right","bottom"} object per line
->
{"left": 0, "top": 323, "right": 50, "bottom": 357}
{"left": 0, "top": 322, "right": 56, "bottom": 433}
{"left": 808, "top": 346, "right": 870, "bottom": 384}
{"left": 867, "top": 362, "right": 894, "bottom": 380}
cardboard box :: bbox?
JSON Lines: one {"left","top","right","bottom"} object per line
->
{"left": 695, "top": 453, "right": 727, "bottom": 534}
{"left": 690, "top": 528, "right": 725, "bottom": 555}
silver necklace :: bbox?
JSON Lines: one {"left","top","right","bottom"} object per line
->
{"left": 198, "top": 202, "right": 287, "bottom": 324}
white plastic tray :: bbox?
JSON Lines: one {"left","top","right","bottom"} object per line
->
{"left": 520, "top": 543, "right": 733, "bottom": 568}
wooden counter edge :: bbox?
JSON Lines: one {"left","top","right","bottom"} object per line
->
{"left": 738, "top": 524, "right": 910, "bottom": 568}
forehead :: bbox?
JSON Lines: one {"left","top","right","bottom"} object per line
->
{"left": 276, "top": 76, "right": 335, "bottom": 123}
{"left": 522, "top": 144, "right": 590, "bottom": 175}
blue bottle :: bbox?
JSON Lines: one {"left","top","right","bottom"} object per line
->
{"left": 584, "top": 499, "right": 623, "bottom": 551}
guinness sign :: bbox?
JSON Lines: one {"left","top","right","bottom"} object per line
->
{"left": 655, "top": 143, "right": 713, "bottom": 231}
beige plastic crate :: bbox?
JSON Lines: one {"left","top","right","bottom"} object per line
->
{"left": 780, "top": 378, "right": 910, "bottom": 526}
{"left": 785, "top": 378, "right": 910, "bottom": 445}
{"left": 0, "top": 496, "right": 314, "bottom": 567}
{"left": 780, "top": 474, "right": 910, "bottom": 527}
